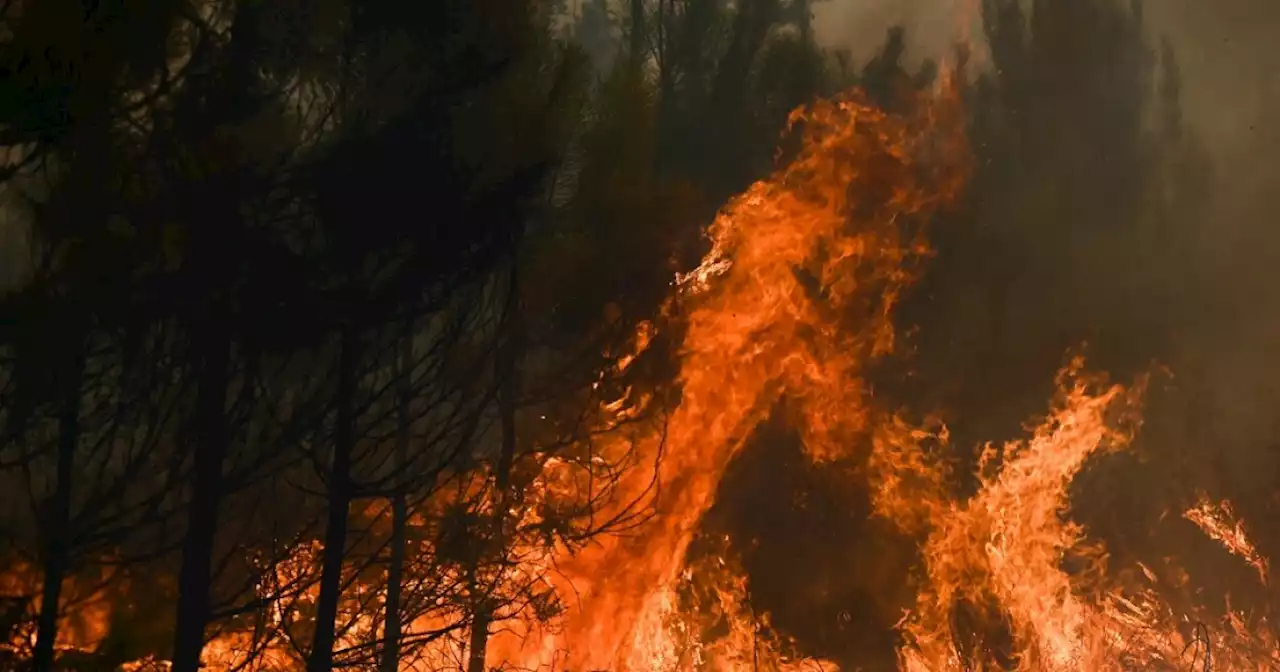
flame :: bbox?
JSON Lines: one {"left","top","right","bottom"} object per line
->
{"left": 11, "top": 33, "right": 1280, "bottom": 671}
{"left": 1185, "top": 495, "right": 1270, "bottom": 586}
{"left": 485, "top": 64, "right": 1280, "bottom": 671}
{"left": 488, "top": 77, "right": 970, "bottom": 668}
{"left": 896, "top": 359, "right": 1150, "bottom": 670}
{"left": 0, "top": 561, "right": 116, "bottom": 661}
{"left": 612, "top": 535, "right": 841, "bottom": 672}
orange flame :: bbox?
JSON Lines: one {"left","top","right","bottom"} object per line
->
{"left": 1185, "top": 495, "right": 1270, "bottom": 586}
{"left": 489, "top": 76, "right": 970, "bottom": 669}
{"left": 897, "top": 358, "right": 1150, "bottom": 670}
{"left": 17, "top": 42, "right": 1280, "bottom": 672}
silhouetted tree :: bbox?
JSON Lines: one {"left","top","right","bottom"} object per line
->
{"left": 0, "top": 2, "right": 198, "bottom": 667}
{"left": 8, "top": 2, "right": 1216, "bottom": 671}
{"left": 285, "top": 2, "right": 585, "bottom": 669}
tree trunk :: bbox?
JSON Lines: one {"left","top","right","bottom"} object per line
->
{"left": 466, "top": 268, "right": 521, "bottom": 672}
{"left": 379, "top": 324, "right": 412, "bottom": 672}
{"left": 379, "top": 490, "right": 407, "bottom": 672}
{"left": 465, "top": 605, "right": 492, "bottom": 672}
{"left": 308, "top": 326, "right": 359, "bottom": 672}
{"left": 171, "top": 302, "right": 233, "bottom": 672}
{"left": 169, "top": 5, "right": 262, "bottom": 667}
{"left": 31, "top": 351, "right": 85, "bottom": 672}
{"left": 629, "top": 0, "right": 645, "bottom": 66}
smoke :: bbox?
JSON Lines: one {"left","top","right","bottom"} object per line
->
{"left": 1146, "top": 0, "right": 1280, "bottom": 348}
{"left": 813, "top": 0, "right": 964, "bottom": 63}
{"left": 812, "top": 0, "right": 1280, "bottom": 487}
{"left": 814, "top": 0, "right": 1280, "bottom": 246}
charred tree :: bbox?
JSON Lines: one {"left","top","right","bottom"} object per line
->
{"left": 31, "top": 347, "right": 84, "bottom": 672}
{"left": 378, "top": 323, "right": 413, "bottom": 672}
{"left": 170, "top": 291, "right": 234, "bottom": 672}
{"left": 169, "top": 6, "right": 268, "bottom": 666}
{"left": 629, "top": 0, "right": 647, "bottom": 66}
{"left": 308, "top": 326, "right": 360, "bottom": 672}
{"left": 466, "top": 269, "right": 522, "bottom": 672}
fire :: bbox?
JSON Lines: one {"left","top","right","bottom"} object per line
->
{"left": 489, "top": 75, "right": 970, "bottom": 668}
{"left": 485, "top": 63, "right": 1280, "bottom": 671}
{"left": 1185, "top": 495, "right": 1270, "bottom": 586}
{"left": 9, "top": 30, "right": 1280, "bottom": 672}
{"left": 896, "top": 359, "right": 1150, "bottom": 670}
{"left": 0, "top": 561, "right": 116, "bottom": 661}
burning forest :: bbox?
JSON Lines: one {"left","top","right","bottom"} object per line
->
{"left": 0, "top": 0, "right": 1278, "bottom": 670}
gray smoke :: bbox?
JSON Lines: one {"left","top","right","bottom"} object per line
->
{"left": 818, "top": 0, "right": 1280, "bottom": 469}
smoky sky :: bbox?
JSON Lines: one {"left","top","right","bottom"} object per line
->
{"left": 815, "top": 0, "right": 1280, "bottom": 480}
{"left": 815, "top": 0, "right": 1280, "bottom": 163}
{"left": 814, "top": 0, "right": 1280, "bottom": 264}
